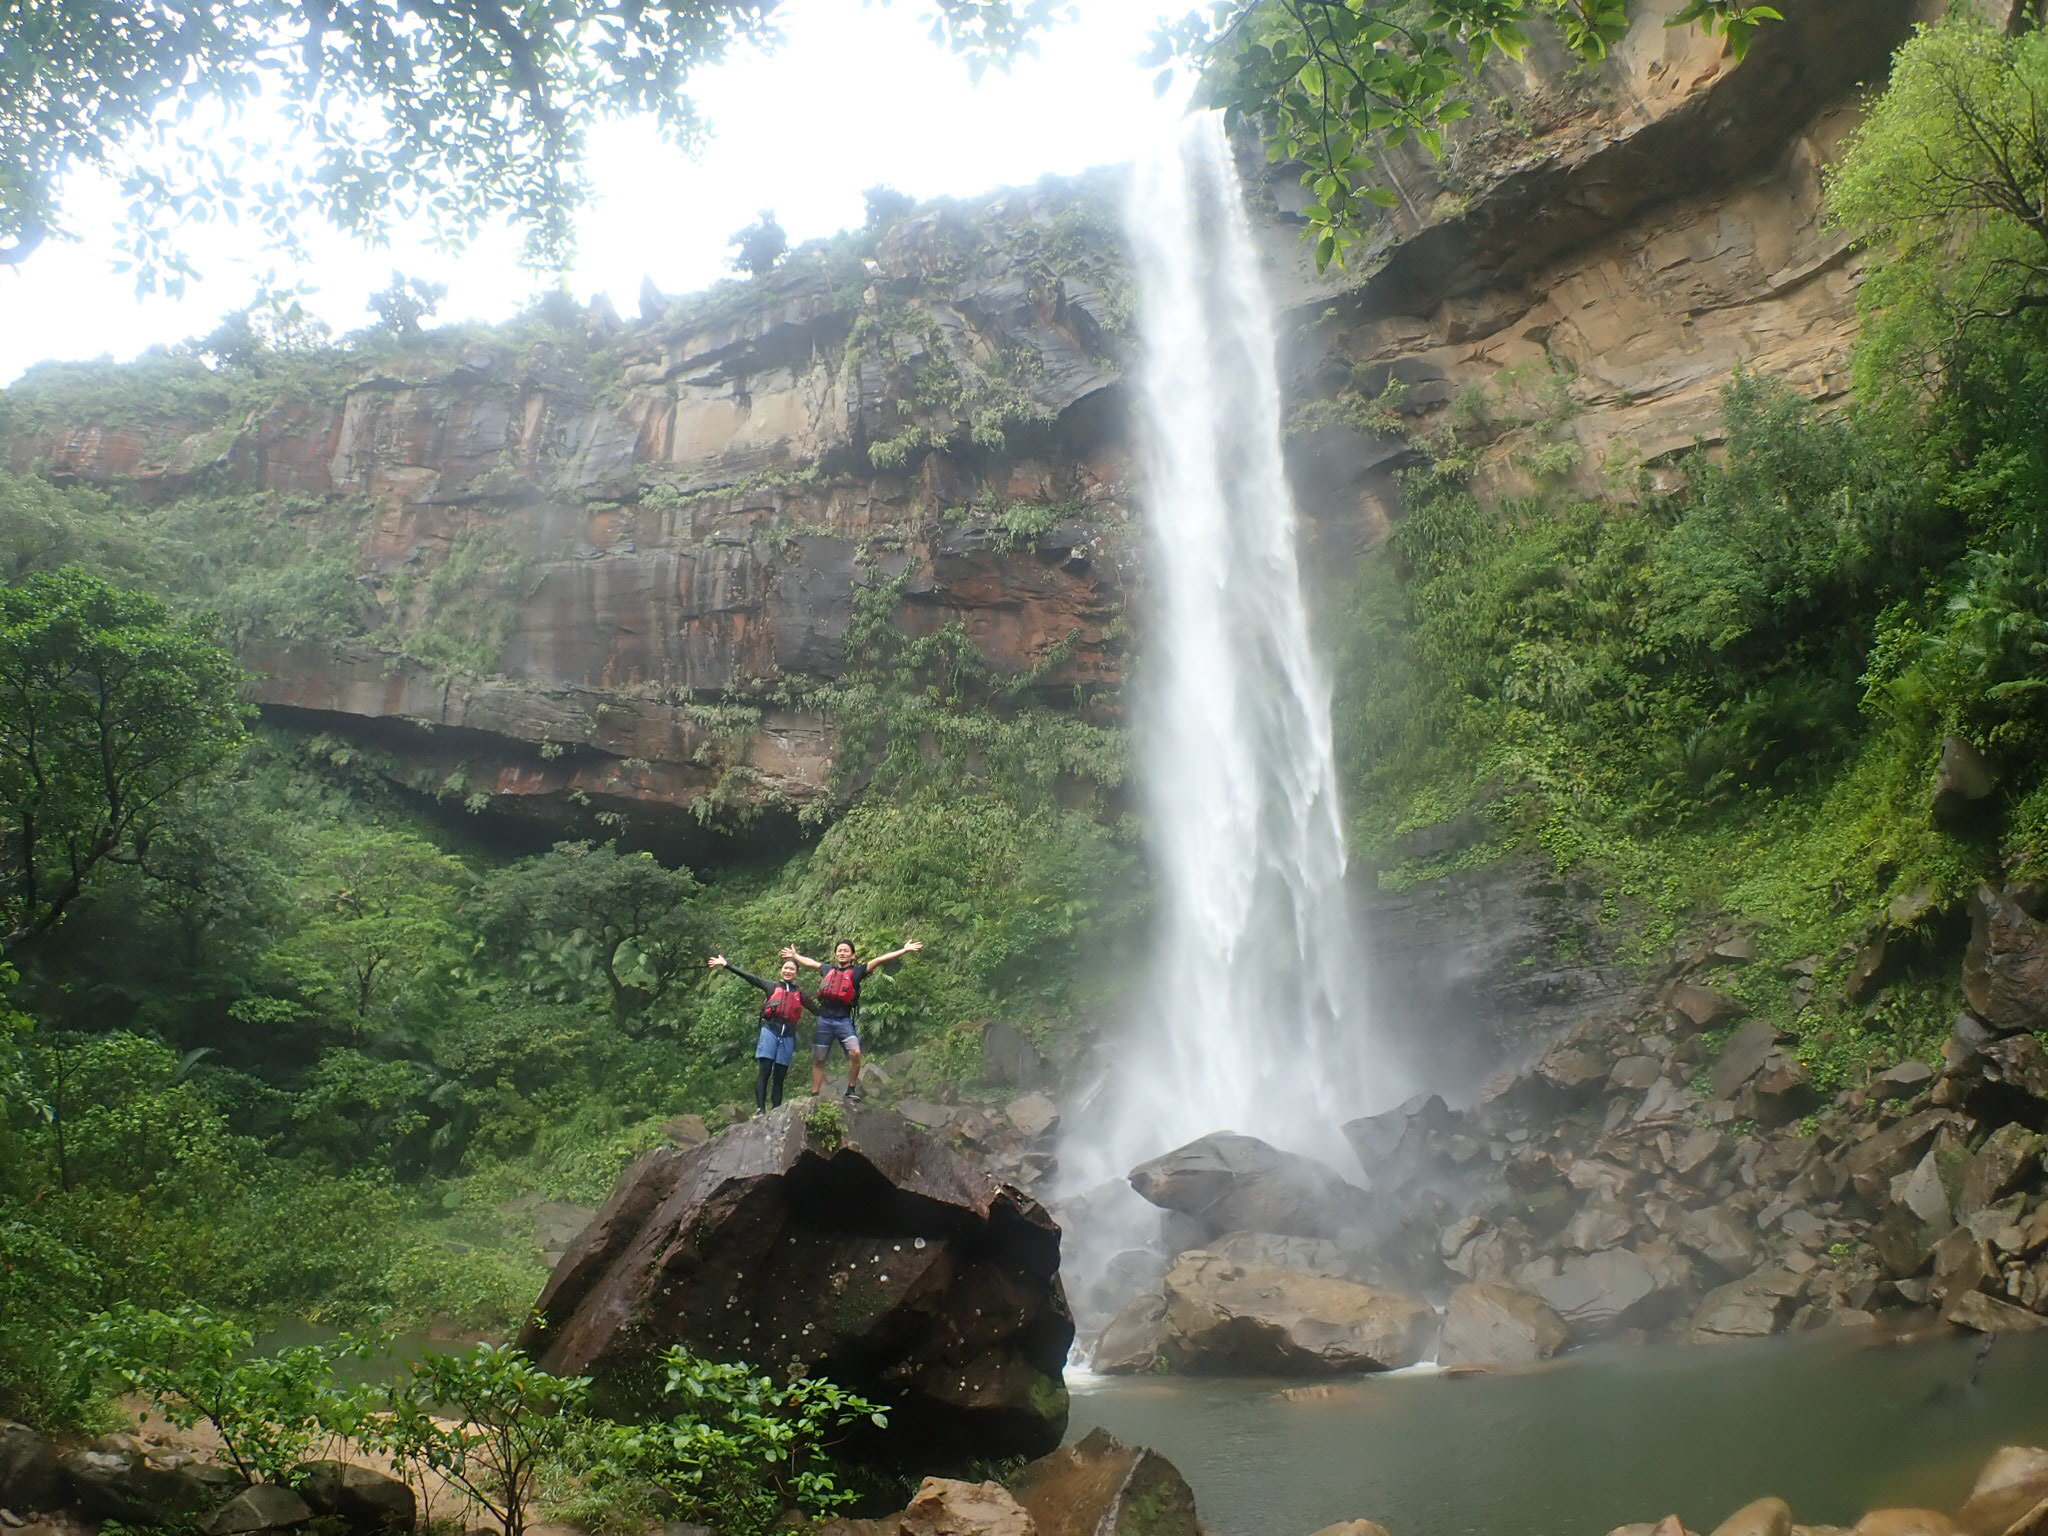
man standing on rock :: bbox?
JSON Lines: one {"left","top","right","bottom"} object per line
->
{"left": 783, "top": 938, "right": 924, "bottom": 1101}
{"left": 708, "top": 953, "right": 815, "bottom": 1114}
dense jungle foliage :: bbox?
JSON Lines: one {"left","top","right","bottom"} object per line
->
{"left": 1330, "top": 17, "right": 2048, "bottom": 1105}
{"left": 1, "top": 7, "right": 2042, "bottom": 1480}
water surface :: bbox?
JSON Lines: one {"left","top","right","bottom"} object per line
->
{"left": 1068, "top": 1329, "right": 2048, "bottom": 1536}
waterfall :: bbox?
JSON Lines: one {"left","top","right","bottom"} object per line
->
{"left": 1061, "top": 113, "right": 1399, "bottom": 1274}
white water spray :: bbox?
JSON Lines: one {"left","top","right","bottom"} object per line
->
{"left": 1064, "top": 114, "right": 1400, "bottom": 1222}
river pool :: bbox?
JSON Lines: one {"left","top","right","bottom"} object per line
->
{"left": 1065, "top": 1327, "right": 2048, "bottom": 1536}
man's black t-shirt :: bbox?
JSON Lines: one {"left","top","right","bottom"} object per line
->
{"left": 816, "top": 961, "right": 870, "bottom": 1020}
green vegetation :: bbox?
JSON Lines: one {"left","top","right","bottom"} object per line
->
{"left": 1328, "top": 13, "right": 2048, "bottom": 1094}
{"left": 1162, "top": 0, "right": 1784, "bottom": 270}
{"left": 0, "top": 0, "right": 1059, "bottom": 285}
{"left": 61, "top": 1306, "right": 878, "bottom": 1536}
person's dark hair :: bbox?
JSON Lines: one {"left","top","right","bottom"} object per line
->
{"left": 834, "top": 939, "right": 857, "bottom": 956}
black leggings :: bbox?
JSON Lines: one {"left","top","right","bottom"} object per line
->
{"left": 754, "top": 1058, "right": 789, "bottom": 1111}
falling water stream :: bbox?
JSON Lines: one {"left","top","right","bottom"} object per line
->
{"left": 1060, "top": 114, "right": 1401, "bottom": 1277}
{"left": 1048, "top": 113, "right": 2048, "bottom": 1536}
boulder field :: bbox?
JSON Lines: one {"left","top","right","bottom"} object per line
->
{"left": 1066, "top": 871, "right": 2048, "bottom": 1373}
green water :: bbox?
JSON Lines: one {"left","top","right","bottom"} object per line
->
{"left": 1066, "top": 1328, "right": 2048, "bottom": 1536}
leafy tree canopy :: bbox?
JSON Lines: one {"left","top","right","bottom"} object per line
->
{"left": 471, "top": 840, "right": 703, "bottom": 1019}
{"left": 1828, "top": 17, "right": 2048, "bottom": 398}
{"left": 0, "top": 567, "right": 250, "bottom": 950}
{"left": 726, "top": 209, "right": 788, "bottom": 279}
{"left": 1158, "top": 0, "right": 1781, "bottom": 270}
{"left": 0, "top": 0, "right": 1069, "bottom": 291}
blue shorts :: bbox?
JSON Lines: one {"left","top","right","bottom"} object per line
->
{"left": 814, "top": 1016, "right": 860, "bottom": 1061}
{"left": 756, "top": 1026, "right": 796, "bottom": 1067}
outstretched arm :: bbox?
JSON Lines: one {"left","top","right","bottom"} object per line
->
{"left": 781, "top": 945, "right": 822, "bottom": 970}
{"left": 709, "top": 955, "right": 771, "bottom": 992}
{"left": 868, "top": 939, "right": 925, "bottom": 968}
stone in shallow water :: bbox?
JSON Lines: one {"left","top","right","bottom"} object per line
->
{"left": 1436, "top": 1282, "right": 1568, "bottom": 1369}
{"left": 1957, "top": 1446, "right": 2048, "bottom": 1536}
{"left": 1707, "top": 1496, "right": 1792, "bottom": 1536}
{"left": 1159, "top": 1251, "right": 1435, "bottom": 1373}
{"left": 1011, "top": 1427, "right": 1200, "bottom": 1536}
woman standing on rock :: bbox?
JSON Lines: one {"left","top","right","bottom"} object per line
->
{"left": 783, "top": 938, "right": 924, "bottom": 1101}
{"left": 708, "top": 953, "right": 815, "bottom": 1114}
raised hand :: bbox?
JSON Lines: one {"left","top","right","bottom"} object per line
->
{"left": 708, "top": 955, "right": 728, "bottom": 968}
{"left": 904, "top": 939, "right": 924, "bottom": 952}
{"left": 780, "top": 945, "right": 799, "bottom": 959}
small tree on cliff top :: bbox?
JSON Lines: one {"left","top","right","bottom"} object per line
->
{"left": 1828, "top": 18, "right": 2048, "bottom": 398}
{"left": 727, "top": 210, "right": 788, "bottom": 279}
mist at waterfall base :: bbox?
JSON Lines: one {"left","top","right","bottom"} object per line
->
{"left": 1057, "top": 113, "right": 1411, "bottom": 1299}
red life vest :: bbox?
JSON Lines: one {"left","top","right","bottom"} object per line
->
{"left": 763, "top": 985, "right": 804, "bottom": 1024}
{"left": 819, "top": 965, "right": 860, "bottom": 1006}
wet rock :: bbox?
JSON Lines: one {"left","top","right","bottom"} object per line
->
{"left": 1129, "top": 1134, "right": 1367, "bottom": 1241}
{"left": 1713, "top": 936, "right": 1762, "bottom": 966}
{"left": 1871, "top": 1063, "right": 1936, "bottom": 1102}
{"left": 1206, "top": 1230, "right": 1355, "bottom": 1279}
{"left": 1892, "top": 1152, "right": 1953, "bottom": 1230}
{"left": 1843, "top": 1113, "right": 1955, "bottom": 1206}
{"left": 0, "top": 1424, "right": 61, "bottom": 1513}
{"left": 1005, "top": 1093, "right": 1059, "bottom": 1141}
{"left": 1671, "top": 983, "right": 1745, "bottom": 1031}
{"left": 982, "top": 1022, "right": 1048, "bottom": 1090}
{"left": 1538, "top": 1044, "right": 1614, "bottom": 1097}
{"left": 1710, "top": 1497, "right": 1793, "bottom": 1536}
{"left": 1747, "top": 1054, "right": 1821, "bottom": 1126}
{"left": 1946, "top": 1291, "right": 2048, "bottom": 1333}
{"left": 1712, "top": 1021, "right": 1783, "bottom": 1102}
{"left": 1960, "top": 1125, "right": 2043, "bottom": 1216}
{"left": 1443, "top": 1222, "right": 1523, "bottom": 1285}
{"left": 1562, "top": 1200, "right": 1638, "bottom": 1253}
{"left": 201, "top": 1485, "right": 313, "bottom": 1535}
{"left": 1965, "top": 886, "right": 2048, "bottom": 1036}
{"left": 1011, "top": 1427, "right": 1201, "bottom": 1536}
{"left": 1159, "top": 1251, "right": 1436, "bottom": 1373}
{"left": 663, "top": 1113, "right": 710, "bottom": 1147}
{"left": 1521, "top": 1243, "right": 1696, "bottom": 1339}
{"left": 1091, "top": 1293, "right": 1168, "bottom": 1375}
{"left": 1436, "top": 1282, "right": 1569, "bottom": 1368}
{"left": 293, "top": 1461, "right": 416, "bottom": 1535}
{"left": 522, "top": 1104, "right": 1072, "bottom": 1463}
{"left": 1850, "top": 1513, "right": 1959, "bottom": 1536}
{"left": 1957, "top": 1446, "right": 2048, "bottom": 1536}
{"left": 1933, "top": 737, "right": 1999, "bottom": 829}
{"left": 59, "top": 1450, "right": 216, "bottom": 1526}
{"left": 1306, "top": 1525, "right": 1393, "bottom": 1536}
{"left": 1688, "top": 1268, "right": 1802, "bottom": 1343}
{"left": 1088, "top": 1248, "right": 1169, "bottom": 1315}
{"left": 901, "top": 1478, "right": 1036, "bottom": 1536}
{"left": 1673, "top": 1198, "right": 1765, "bottom": 1275}
{"left": 1343, "top": 1093, "right": 1442, "bottom": 1169}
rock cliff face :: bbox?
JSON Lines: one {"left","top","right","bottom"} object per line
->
{"left": 1, "top": 2, "right": 1923, "bottom": 1059}
{"left": 8, "top": 184, "right": 1135, "bottom": 839}
{"left": 1, "top": 0, "right": 1910, "bottom": 848}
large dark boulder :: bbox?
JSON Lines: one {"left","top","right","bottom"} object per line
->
{"left": 1128, "top": 1133, "right": 1367, "bottom": 1240}
{"left": 520, "top": 1102, "right": 1072, "bottom": 1464}
{"left": 0, "top": 1421, "right": 63, "bottom": 1512}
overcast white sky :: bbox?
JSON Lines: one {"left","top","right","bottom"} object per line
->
{"left": 0, "top": 0, "right": 1196, "bottom": 384}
